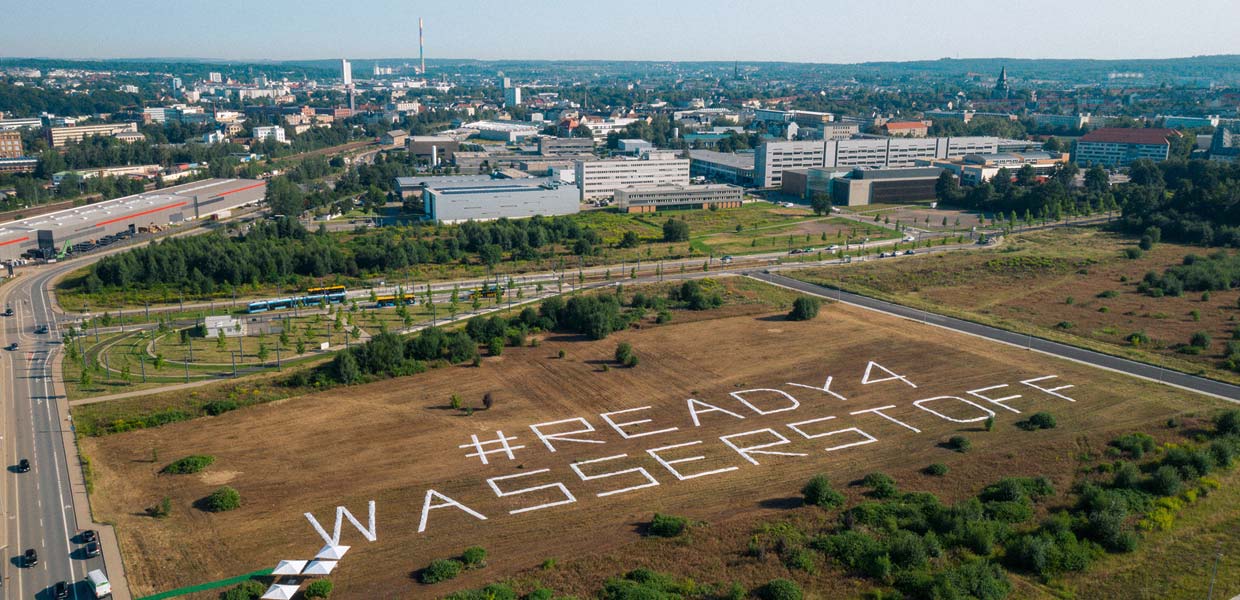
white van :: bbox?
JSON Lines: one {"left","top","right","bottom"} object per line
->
{"left": 87, "top": 569, "right": 112, "bottom": 597}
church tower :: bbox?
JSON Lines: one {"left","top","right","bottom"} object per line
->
{"left": 993, "top": 66, "right": 1011, "bottom": 99}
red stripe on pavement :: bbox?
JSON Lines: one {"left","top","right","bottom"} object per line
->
{"left": 213, "top": 181, "right": 266, "bottom": 197}
{"left": 95, "top": 201, "right": 188, "bottom": 227}
{"left": 0, "top": 236, "right": 30, "bottom": 247}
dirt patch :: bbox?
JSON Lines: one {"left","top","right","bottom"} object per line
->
{"left": 200, "top": 470, "right": 239, "bottom": 486}
{"left": 82, "top": 295, "right": 1225, "bottom": 598}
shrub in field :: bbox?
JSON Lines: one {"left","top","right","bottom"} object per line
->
{"left": 203, "top": 486, "right": 241, "bottom": 512}
{"left": 1019, "top": 412, "right": 1057, "bottom": 431}
{"left": 947, "top": 436, "right": 972, "bottom": 452}
{"left": 862, "top": 472, "right": 899, "bottom": 499}
{"left": 420, "top": 559, "right": 464, "bottom": 583}
{"left": 924, "top": 463, "right": 950, "bottom": 476}
{"left": 615, "top": 342, "right": 638, "bottom": 367}
{"left": 147, "top": 496, "right": 172, "bottom": 518}
{"left": 162, "top": 455, "right": 215, "bottom": 474}
{"left": 461, "top": 546, "right": 487, "bottom": 568}
{"left": 648, "top": 513, "right": 688, "bottom": 537}
{"left": 801, "top": 474, "right": 845, "bottom": 508}
{"left": 219, "top": 580, "right": 266, "bottom": 600}
{"left": 788, "top": 296, "right": 821, "bottom": 321}
{"left": 760, "top": 579, "right": 803, "bottom": 600}
{"left": 1215, "top": 409, "right": 1240, "bottom": 435}
{"left": 304, "top": 579, "right": 333, "bottom": 599}
{"left": 1111, "top": 432, "right": 1156, "bottom": 458}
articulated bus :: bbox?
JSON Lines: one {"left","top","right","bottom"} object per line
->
{"left": 247, "top": 286, "right": 348, "bottom": 313}
{"left": 374, "top": 294, "right": 417, "bottom": 308}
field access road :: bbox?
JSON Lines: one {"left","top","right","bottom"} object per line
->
{"left": 747, "top": 271, "right": 1240, "bottom": 403}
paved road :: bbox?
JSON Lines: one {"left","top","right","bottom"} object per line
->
{"left": 749, "top": 271, "right": 1240, "bottom": 403}
{"left": 2, "top": 265, "right": 108, "bottom": 598}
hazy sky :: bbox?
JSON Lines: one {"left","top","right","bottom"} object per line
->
{"left": 6, "top": 0, "right": 1240, "bottom": 63}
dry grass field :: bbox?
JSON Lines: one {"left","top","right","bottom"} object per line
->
{"left": 80, "top": 285, "right": 1231, "bottom": 598}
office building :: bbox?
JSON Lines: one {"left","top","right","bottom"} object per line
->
{"left": 780, "top": 167, "right": 849, "bottom": 199}
{"left": 0, "top": 157, "right": 38, "bottom": 173}
{"left": 614, "top": 184, "right": 744, "bottom": 213}
{"left": 0, "top": 117, "right": 43, "bottom": 131}
{"left": 538, "top": 136, "right": 595, "bottom": 156}
{"left": 575, "top": 153, "right": 690, "bottom": 201}
{"left": 688, "top": 150, "right": 755, "bottom": 186}
{"left": 617, "top": 139, "right": 653, "bottom": 155}
{"left": 755, "top": 140, "right": 825, "bottom": 188}
{"left": 46, "top": 122, "right": 139, "bottom": 148}
{"left": 504, "top": 86, "right": 522, "bottom": 107}
{"left": 1210, "top": 127, "right": 1240, "bottom": 162}
{"left": 1160, "top": 115, "right": 1219, "bottom": 129}
{"left": 0, "top": 131, "right": 23, "bottom": 159}
{"left": 252, "top": 125, "right": 288, "bottom": 144}
{"left": 1073, "top": 128, "right": 1179, "bottom": 167}
{"left": 421, "top": 177, "right": 579, "bottom": 223}
{"left": 925, "top": 152, "right": 1068, "bottom": 185}
{"left": 829, "top": 167, "right": 944, "bottom": 206}
{"left": 1030, "top": 113, "right": 1092, "bottom": 130}
{"left": 821, "top": 122, "right": 860, "bottom": 141}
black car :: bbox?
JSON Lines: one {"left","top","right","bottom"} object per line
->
{"left": 54, "top": 581, "right": 70, "bottom": 599}
{"left": 2, "top": 306, "right": 12, "bottom": 316}
{"left": 5, "top": 342, "right": 17, "bottom": 351}
{"left": 17, "top": 458, "right": 30, "bottom": 472}
{"left": 84, "top": 541, "right": 101, "bottom": 557}
{"left": 81, "top": 529, "right": 98, "bottom": 543}
{"left": 34, "top": 324, "right": 48, "bottom": 334}
{"left": 24, "top": 548, "right": 37, "bottom": 567}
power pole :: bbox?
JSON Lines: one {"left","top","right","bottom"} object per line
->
{"left": 1207, "top": 542, "right": 1223, "bottom": 600}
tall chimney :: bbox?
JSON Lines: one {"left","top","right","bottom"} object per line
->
{"left": 419, "top": 18, "right": 425, "bottom": 75}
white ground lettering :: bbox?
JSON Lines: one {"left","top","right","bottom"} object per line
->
{"left": 530, "top": 417, "right": 607, "bottom": 452}
{"left": 417, "top": 490, "right": 487, "bottom": 533}
{"left": 849, "top": 405, "right": 922, "bottom": 433}
{"left": 914, "top": 396, "right": 996, "bottom": 423}
{"left": 486, "top": 469, "right": 578, "bottom": 514}
{"left": 569, "top": 454, "right": 661, "bottom": 497}
{"left": 1021, "top": 375, "right": 1076, "bottom": 402}
{"left": 786, "top": 376, "right": 848, "bottom": 401}
{"left": 861, "top": 361, "right": 918, "bottom": 388}
{"left": 601, "top": 406, "right": 680, "bottom": 439}
{"left": 967, "top": 384, "right": 1023, "bottom": 414}
{"left": 646, "top": 441, "right": 740, "bottom": 480}
{"left": 686, "top": 398, "right": 747, "bottom": 427}
{"left": 304, "top": 501, "right": 377, "bottom": 546}
{"left": 459, "top": 430, "right": 525, "bottom": 465}
{"left": 719, "top": 428, "right": 809, "bottom": 465}
{"left": 786, "top": 415, "right": 879, "bottom": 451}
{"left": 731, "top": 388, "right": 802, "bottom": 415}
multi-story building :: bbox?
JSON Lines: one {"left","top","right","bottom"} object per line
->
{"left": 1030, "top": 113, "right": 1092, "bottom": 130}
{"left": 882, "top": 121, "right": 930, "bottom": 137}
{"left": 1073, "top": 128, "right": 1179, "bottom": 167}
{"left": 208, "top": 72, "right": 223, "bottom": 83}
{"left": 614, "top": 184, "right": 744, "bottom": 213}
{"left": 829, "top": 167, "right": 944, "bottom": 206}
{"left": 575, "top": 153, "right": 690, "bottom": 201}
{"left": 0, "top": 131, "right": 24, "bottom": 159}
{"left": 46, "top": 122, "right": 139, "bottom": 148}
{"left": 252, "top": 125, "right": 288, "bottom": 144}
{"left": 504, "top": 87, "right": 522, "bottom": 107}
{"left": 1210, "top": 127, "right": 1240, "bottom": 162}
{"left": 0, "top": 117, "right": 43, "bottom": 131}
{"left": 688, "top": 150, "right": 755, "bottom": 187}
{"left": 924, "top": 151, "right": 1068, "bottom": 185}
{"left": 755, "top": 140, "right": 825, "bottom": 188}
{"left": 538, "top": 136, "right": 595, "bottom": 156}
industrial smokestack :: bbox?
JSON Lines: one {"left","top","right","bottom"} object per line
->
{"left": 419, "top": 18, "right": 425, "bottom": 75}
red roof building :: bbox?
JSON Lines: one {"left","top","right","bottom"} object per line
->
{"left": 1074, "top": 128, "right": 1179, "bottom": 167}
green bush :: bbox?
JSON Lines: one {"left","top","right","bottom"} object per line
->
{"left": 862, "top": 472, "right": 899, "bottom": 499}
{"left": 461, "top": 546, "right": 488, "bottom": 568}
{"left": 219, "top": 580, "right": 266, "bottom": 600}
{"left": 1124, "top": 248, "right": 1143, "bottom": 259}
{"left": 947, "top": 436, "right": 972, "bottom": 452}
{"left": 614, "top": 342, "right": 638, "bottom": 367}
{"left": 203, "top": 400, "right": 239, "bottom": 416}
{"left": 801, "top": 474, "right": 845, "bottom": 508}
{"left": 648, "top": 513, "right": 688, "bottom": 537}
{"left": 760, "top": 578, "right": 803, "bottom": 600}
{"left": 788, "top": 296, "right": 821, "bottom": 321}
{"left": 202, "top": 486, "right": 241, "bottom": 512}
{"left": 421, "top": 558, "right": 464, "bottom": 583}
{"left": 304, "top": 579, "right": 333, "bottom": 599}
{"left": 1019, "top": 412, "right": 1057, "bottom": 431}
{"left": 445, "top": 584, "right": 517, "bottom": 600}
{"left": 1190, "top": 330, "right": 1212, "bottom": 349}
{"left": 1217, "top": 410, "right": 1240, "bottom": 436}
{"left": 1146, "top": 465, "right": 1184, "bottom": 497}
{"left": 924, "top": 463, "right": 950, "bottom": 476}
{"left": 1111, "top": 432, "right": 1156, "bottom": 458}
{"left": 162, "top": 455, "right": 215, "bottom": 474}
{"left": 148, "top": 496, "right": 172, "bottom": 518}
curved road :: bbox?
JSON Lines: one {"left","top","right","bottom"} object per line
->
{"left": 749, "top": 271, "right": 1240, "bottom": 403}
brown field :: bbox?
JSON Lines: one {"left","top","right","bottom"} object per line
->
{"left": 791, "top": 227, "right": 1240, "bottom": 385}
{"left": 82, "top": 289, "right": 1230, "bottom": 598}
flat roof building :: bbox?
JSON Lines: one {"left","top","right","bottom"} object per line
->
{"left": 0, "top": 131, "right": 24, "bottom": 159}
{"left": 421, "top": 177, "right": 579, "bottom": 224}
{"left": 538, "top": 136, "right": 595, "bottom": 156}
{"left": 755, "top": 140, "right": 825, "bottom": 188}
{"left": 1073, "top": 128, "right": 1179, "bottom": 167}
{"left": 688, "top": 150, "right": 756, "bottom": 186}
{"left": 829, "top": 167, "right": 943, "bottom": 207}
{"left": 575, "top": 154, "right": 690, "bottom": 201}
{"left": 614, "top": 184, "right": 743, "bottom": 213}
{"left": 46, "top": 122, "right": 139, "bottom": 148}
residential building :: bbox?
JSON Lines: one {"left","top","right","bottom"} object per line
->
{"left": 688, "top": 150, "right": 755, "bottom": 186}
{"left": 421, "top": 177, "right": 579, "bottom": 223}
{"left": 504, "top": 86, "right": 522, "bottom": 107}
{"left": 1073, "top": 128, "right": 1179, "bottom": 167}
{"left": 341, "top": 59, "right": 353, "bottom": 86}
{"left": 538, "top": 136, "right": 595, "bottom": 156}
{"left": 614, "top": 184, "right": 744, "bottom": 213}
{"left": 882, "top": 121, "right": 930, "bottom": 137}
{"left": 252, "top": 125, "right": 288, "bottom": 144}
{"left": 46, "top": 122, "right": 139, "bottom": 148}
{"left": 829, "top": 167, "right": 944, "bottom": 206}
{"left": 208, "top": 72, "right": 223, "bottom": 83}
{"left": 0, "top": 131, "right": 23, "bottom": 159}
{"left": 575, "top": 153, "right": 690, "bottom": 201}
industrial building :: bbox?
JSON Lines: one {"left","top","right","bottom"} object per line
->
{"left": 46, "top": 122, "right": 140, "bottom": 148}
{"left": 828, "top": 167, "right": 943, "bottom": 206}
{"left": 575, "top": 153, "right": 690, "bottom": 201}
{"left": 406, "top": 136, "right": 460, "bottom": 166}
{"left": 688, "top": 150, "right": 756, "bottom": 186}
{"left": 614, "top": 184, "right": 744, "bottom": 213}
{"left": 420, "top": 177, "right": 579, "bottom": 223}
{"left": 0, "top": 178, "right": 266, "bottom": 262}
{"left": 780, "top": 168, "right": 849, "bottom": 199}
{"left": 538, "top": 136, "right": 595, "bottom": 156}
{"left": 1073, "top": 128, "right": 1179, "bottom": 167}
{"left": 462, "top": 121, "right": 541, "bottom": 143}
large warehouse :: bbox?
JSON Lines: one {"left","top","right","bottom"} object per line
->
{"left": 421, "top": 177, "right": 579, "bottom": 224}
{"left": 0, "top": 178, "right": 266, "bottom": 262}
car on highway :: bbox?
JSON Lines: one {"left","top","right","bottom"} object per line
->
{"left": 81, "top": 529, "right": 98, "bottom": 543}
{"left": 54, "top": 581, "right": 70, "bottom": 599}
{"left": 721, "top": 255, "right": 733, "bottom": 264}
{"left": 85, "top": 541, "right": 101, "bottom": 557}
{"left": 34, "top": 324, "right": 49, "bottom": 334}
{"left": 6, "top": 342, "right": 17, "bottom": 351}
{"left": 24, "top": 548, "right": 38, "bottom": 567}
{"left": 3, "top": 306, "right": 11, "bottom": 316}
{"left": 17, "top": 458, "right": 30, "bottom": 472}
{"left": 904, "top": 250, "right": 916, "bottom": 255}
{"left": 826, "top": 245, "right": 840, "bottom": 251}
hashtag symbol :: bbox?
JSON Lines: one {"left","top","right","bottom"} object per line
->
{"left": 459, "top": 431, "right": 526, "bottom": 465}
